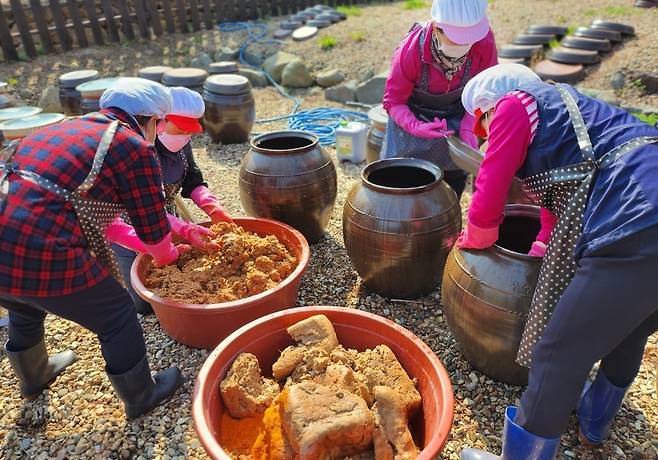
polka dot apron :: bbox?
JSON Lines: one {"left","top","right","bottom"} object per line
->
{"left": 0, "top": 121, "right": 128, "bottom": 287}
{"left": 516, "top": 84, "right": 658, "bottom": 367}
{"left": 384, "top": 24, "right": 471, "bottom": 170}
{"left": 162, "top": 149, "right": 188, "bottom": 216}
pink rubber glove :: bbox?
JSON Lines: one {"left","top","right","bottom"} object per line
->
{"left": 459, "top": 113, "right": 480, "bottom": 150}
{"left": 456, "top": 220, "right": 499, "bottom": 250}
{"left": 105, "top": 217, "right": 146, "bottom": 253}
{"left": 167, "top": 214, "right": 219, "bottom": 251}
{"left": 528, "top": 241, "right": 547, "bottom": 257}
{"left": 388, "top": 105, "right": 455, "bottom": 139}
{"left": 143, "top": 233, "right": 186, "bottom": 267}
{"left": 190, "top": 185, "right": 233, "bottom": 224}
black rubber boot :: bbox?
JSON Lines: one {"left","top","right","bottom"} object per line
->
{"left": 5, "top": 339, "right": 77, "bottom": 399}
{"left": 107, "top": 355, "right": 184, "bottom": 419}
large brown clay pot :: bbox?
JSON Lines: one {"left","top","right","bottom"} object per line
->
{"left": 239, "top": 131, "right": 337, "bottom": 243}
{"left": 441, "top": 204, "right": 543, "bottom": 385}
{"left": 343, "top": 158, "right": 461, "bottom": 299}
{"left": 203, "top": 74, "right": 255, "bottom": 144}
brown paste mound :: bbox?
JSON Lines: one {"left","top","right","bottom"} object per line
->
{"left": 144, "top": 222, "right": 297, "bottom": 304}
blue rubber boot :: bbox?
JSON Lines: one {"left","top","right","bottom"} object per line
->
{"left": 577, "top": 370, "right": 628, "bottom": 445}
{"left": 461, "top": 407, "right": 560, "bottom": 460}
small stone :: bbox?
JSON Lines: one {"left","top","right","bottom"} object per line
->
{"left": 359, "top": 68, "right": 375, "bottom": 82}
{"left": 356, "top": 72, "right": 388, "bottom": 104}
{"left": 281, "top": 59, "right": 314, "bottom": 88}
{"left": 238, "top": 68, "right": 268, "bottom": 88}
{"left": 215, "top": 46, "right": 239, "bottom": 62}
{"left": 325, "top": 80, "right": 358, "bottom": 103}
{"left": 610, "top": 71, "right": 625, "bottom": 90}
{"left": 189, "top": 52, "right": 213, "bottom": 70}
{"left": 20, "top": 438, "right": 31, "bottom": 450}
{"left": 57, "top": 388, "right": 68, "bottom": 397}
{"left": 316, "top": 69, "right": 346, "bottom": 88}
{"left": 38, "top": 85, "right": 62, "bottom": 113}
{"left": 190, "top": 439, "right": 201, "bottom": 449}
{"left": 464, "top": 398, "right": 475, "bottom": 406}
{"left": 564, "top": 450, "right": 576, "bottom": 458}
{"left": 243, "top": 49, "right": 266, "bottom": 67}
{"left": 120, "top": 449, "right": 130, "bottom": 459}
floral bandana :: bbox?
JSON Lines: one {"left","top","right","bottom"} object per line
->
{"left": 430, "top": 31, "right": 468, "bottom": 81}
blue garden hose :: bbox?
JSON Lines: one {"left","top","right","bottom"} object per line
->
{"left": 217, "top": 21, "right": 370, "bottom": 145}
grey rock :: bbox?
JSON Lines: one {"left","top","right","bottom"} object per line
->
{"left": 359, "top": 67, "right": 374, "bottom": 82}
{"left": 610, "top": 71, "right": 625, "bottom": 90}
{"left": 577, "top": 87, "right": 620, "bottom": 106}
{"left": 356, "top": 72, "right": 388, "bottom": 104}
{"left": 243, "top": 49, "right": 266, "bottom": 67}
{"left": 238, "top": 68, "right": 268, "bottom": 87}
{"left": 325, "top": 79, "right": 358, "bottom": 103}
{"left": 189, "top": 52, "right": 213, "bottom": 70}
{"left": 262, "top": 51, "right": 298, "bottom": 83}
{"left": 316, "top": 69, "right": 345, "bottom": 88}
{"left": 215, "top": 46, "right": 239, "bottom": 62}
{"left": 20, "top": 438, "right": 31, "bottom": 450}
{"left": 281, "top": 59, "right": 314, "bottom": 88}
{"left": 38, "top": 85, "right": 62, "bottom": 113}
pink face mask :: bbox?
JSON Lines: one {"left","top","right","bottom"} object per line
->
{"left": 159, "top": 132, "right": 191, "bottom": 152}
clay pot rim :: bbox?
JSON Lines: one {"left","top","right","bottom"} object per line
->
{"left": 191, "top": 305, "right": 455, "bottom": 460}
{"left": 249, "top": 130, "right": 320, "bottom": 155}
{"left": 493, "top": 204, "right": 542, "bottom": 259}
{"left": 130, "top": 216, "right": 310, "bottom": 313}
{"left": 362, "top": 158, "right": 445, "bottom": 195}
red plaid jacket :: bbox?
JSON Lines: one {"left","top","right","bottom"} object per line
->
{"left": 0, "top": 108, "right": 170, "bottom": 296}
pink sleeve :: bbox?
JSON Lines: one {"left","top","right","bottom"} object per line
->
{"left": 383, "top": 30, "right": 422, "bottom": 111}
{"left": 537, "top": 208, "right": 558, "bottom": 244}
{"left": 468, "top": 95, "right": 533, "bottom": 229}
{"left": 459, "top": 112, "right": 478, "bottom": 149}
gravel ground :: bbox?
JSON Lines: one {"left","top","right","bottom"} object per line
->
{"left": 1, "top": 1, "right": 657, "bottom": 459}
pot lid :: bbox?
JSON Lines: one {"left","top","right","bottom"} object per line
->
{"left": 204, "top": 74, "right": 251, "bottom": 95}
{"left": 59, "top": 70, "right": 99, "bottom": 88}
{"left": 526, "top": 25, "right": 568, "bottom": 37}
{"left": 560, "top": 36, "right": 611, "bottom": 52}
{"left": 76, "top": 77, "right": 121, "bottom": 98}
{"left": 547, "top": 47, "right": 600, "bottom": 65}
{"left": 0, "top": 113, "right": 66, "bottom": 137}
{"left": 138, "top": 65, "right": 173, "bottom": 81}
{"left": 534, "top": 60, "right": 584, "bottom": 83}
{"left": 368, "top": 104, "right": 388, "bottom": 128}
{"left": 590, "top": 20, "right": 635, "bottom": 36}
{"left": 498, "top": 44, "right": 543, "bottom": 59}
{"left": 511, "top": 34, "right": 555, "bottom": 46}
{"left": 574, "top": 27, "right": 622, "bottom": 43}
{"left": 273, "top": 28, "right": 293, "bottom": 39}
{"left": 307, "top": 19, "right": 330, "bottom": 28}
{"left": 162, "top": 68, "right": 209, "bottom": 87}
{"left": 447, "top": 136, "right": 482, "bottom": 175}
{"left": 208, "top": 61, "right": 239, "bottom": 74}
{"left": 0, "top": 106, "right": 43, "bottom": 122}
{"left": 498, "top": 57, "right": 527, "bottom": 65}
{"left": 292, "top": 26, "right": 318, "bottom": 41}
{"left": 281, "top": 20, "right": 303, "bottom": 30}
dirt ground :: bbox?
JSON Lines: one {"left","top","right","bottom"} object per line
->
{"left": 0, "top": 1, "right": 657, "bottom": 459}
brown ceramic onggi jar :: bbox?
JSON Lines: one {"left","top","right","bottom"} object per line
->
{"left": 162, "top": 68, "right": 208, "bottom": 94}
{"left": 441, "top": 204, "right": 543, "bottom": 385}
{"left": 203, "top": 74, "right": 255, "bottom": 144}
{"left": 239, "top": 131, "right": 337, "bottom": 243}
{"left": 208, "top": 61, "right": 239, "bottom": 75}
{"left": 343, "top": 158, "right": 461, "bottom": 299}
{"left": 59, "top": 70, "right": 99, "bottom": 116}
{"left": 77, "top": 77, "right": 120, "bottom": 115}
{"left": 366, "top": 104, "right": 388, "bottom": 164}
{"left": 138, "top": 65, "right": 173, "bottom": 82}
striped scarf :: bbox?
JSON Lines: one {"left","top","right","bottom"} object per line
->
{"left": 430, "top": 32, "right": 467, "bottom": 81}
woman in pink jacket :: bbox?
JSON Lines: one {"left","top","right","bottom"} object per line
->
{"left": 383, "top": 0, "right": 497, "bottom": 197}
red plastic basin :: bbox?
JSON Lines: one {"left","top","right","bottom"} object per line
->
{"left": 130, "top": 217, "right": 310, "bottom": 349}
{"left": 192, "top": 306, "right": 455, "bottom": 459}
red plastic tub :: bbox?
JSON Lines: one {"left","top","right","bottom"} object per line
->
{"left": 131, "top": 217, "right": 310, "bottom": 349}
{"left": 192, "top": 306, "right": 455, "bottom": 459}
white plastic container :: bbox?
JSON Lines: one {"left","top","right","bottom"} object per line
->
{"left": 335, "top": 121, "right": 368, "bottom": 163}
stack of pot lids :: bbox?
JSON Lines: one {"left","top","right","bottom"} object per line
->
{"left": 204, "top": 74, "right": 252, "bottom": 95}
{"left": 0, "top": 113, "right": 66, "bottom": 140}
{"left": 534, "top": 60, "right": 584, "bottom": 83}
{"left": 546, "top": 47, "right": 600, "bottom": 65}
{"left": 307, "top": 19, "right": 331, "bottom": 28}
{"left": 209, "top": 61, "right": 239, "bottom": 75}
{"left": 527, "top": 25, "right": 569, "bottom": 38}
{"left": 561, "top": 36, "right": 612, "bottom": 52}
{"left": 498, "top": 57, "right": 527, "bottom": 65}
{"left": 317, "top": 12, "right": 340, "bottom": 23}
{"left": 368, "top": 104, "right": 388, "bottom": 130}
{"left": 293, "top": 26, "right": 319, "bottom": 41}
{"left": 281, "top": 19, "right": 303, "bottom": 30}
{"left": 635, "top": 0, "right": 658, "bottom": 7}
{"left": 309, "top": 6, "right": 325, "bottom": 14}
{"left": 574, "top": 26, "right": 622, "bottom": 43}
{"left": 162, "top": 68, "right": 209, "bottom": 87}
{"left": 590, "top": 20, "right": 635, "bottom": 36}
{"left": 498, "top": 44, "right": 543, "bottom": 59}
{"left": 273, "top": 28, "right": 293, "bottom": 39}
{"left": 314, "top": 4, "right": 332, "bottom": 9}
{"left": 59, "top": 69, "right": 99, "bottom": 89}
{"left": 138, "top": 66, "right": 173, "bottom": 82}
{"left": 0, "top": 106, "right": 43, "bottom": 122}
{"left": 291, "top": 13, "right": 307, "bottom": 23}
{"left": 299, "top": 11, "right": 316, "bottom": 20}
{"left": 76, "top": 77, "right": 121, "bottom": 99}
{"left": 512, "top": 34, "right": 555, "bottom": 46}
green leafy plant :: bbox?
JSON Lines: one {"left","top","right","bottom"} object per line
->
{"left": 5, "top": 77, "right": 18, "bottom": 86}
{"left": 548, "top": 38, "right": 561, "bottom": 49}
{"left": 319, "top": 36, "right": 338, "bottom": 50}
{"left": 632, "top": 112, "right": 658, "bottom": 125}
{"left": 402, "top": 0, "right": 427, "bottom": 9}
{"left": 336, "top": 5, "right": 362, "bottom": 16}
{"left": 350, "top": 31, "right": 367, "bottom": 42}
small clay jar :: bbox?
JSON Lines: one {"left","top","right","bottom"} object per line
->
{"left": 366, "top": 104, "right": 388, "bottom": 164}
{"left": 59, "top": 70, "right": 99, "bottom": 116}
{"left": 202, "top": 74, "right": 255, "bottom": 144}
{"left": 162, "top": 68, "right": 209, "bottom": 94}
{"left": 138, "top": 65, "right": 173, "bottom": 82}
{"left": 208, "top": 61, "right": 239, "bottom": 75}
{"left": 77, "top": 77, "right": 120, "bottom": 115}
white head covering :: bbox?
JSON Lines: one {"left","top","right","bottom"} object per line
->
{"left": 431, "top": 0, "right": 490, "bottom": 44}
{"left": 169, "top": 87, "right": 205, "bottom": 118}
{"left": 100, "top": 77, "right": 172, "bottom": 117}
{"left": 462, "top": 64, "right": 542, "bottom": 115}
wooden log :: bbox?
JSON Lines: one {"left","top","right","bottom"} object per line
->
{"left": 100, "top": 0, "right": 120, "bottom": 42}
{"left": 214, "top": 0, "right": 226, "bottom": 24}
{"left": 161, "top": 0, "right": 177, "bottom": 34}
{"left": 134, "top": 0, "right": 150, "bottom": 38}
{"left": 201, "top": 0, "right": 214, "bottom": 29}
{"left": 145, "top": 0, "right": 164, "bottom": 36}
{"left": 175, "top": 0, "right": 188, "bottom": 33}
{"left": 83, "top": 0, "right": 105, "bottom": 45}
{"left": 0, "top": 6, "right": 18, "bottom": 61}
{"left": 29, "top": 0, "right": 54, "bottom": 53}
{"left": 49, "top": 0, "right": 73, "bottom": 51}
{"left": 65, "top": 0, "right": 88, "bottom": 47}
{"left": 9, "top": 0, "right": 37, "bottom": 57}
{"left": 189, "top": 0, "right": 201, "bottom": 31}
{"left": 116, "top": 0, "right": 136, "bottom": 40}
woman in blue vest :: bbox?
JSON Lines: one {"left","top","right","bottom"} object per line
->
{"left": 457, "top": 64, "right": 658, "bottom": 459}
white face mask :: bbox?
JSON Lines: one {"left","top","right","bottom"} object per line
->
{"left": 440, "top": 42, "right": 473, "bottom": 59}
{"left": 159, "top": 132, "right": 192, "bottom": 152}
